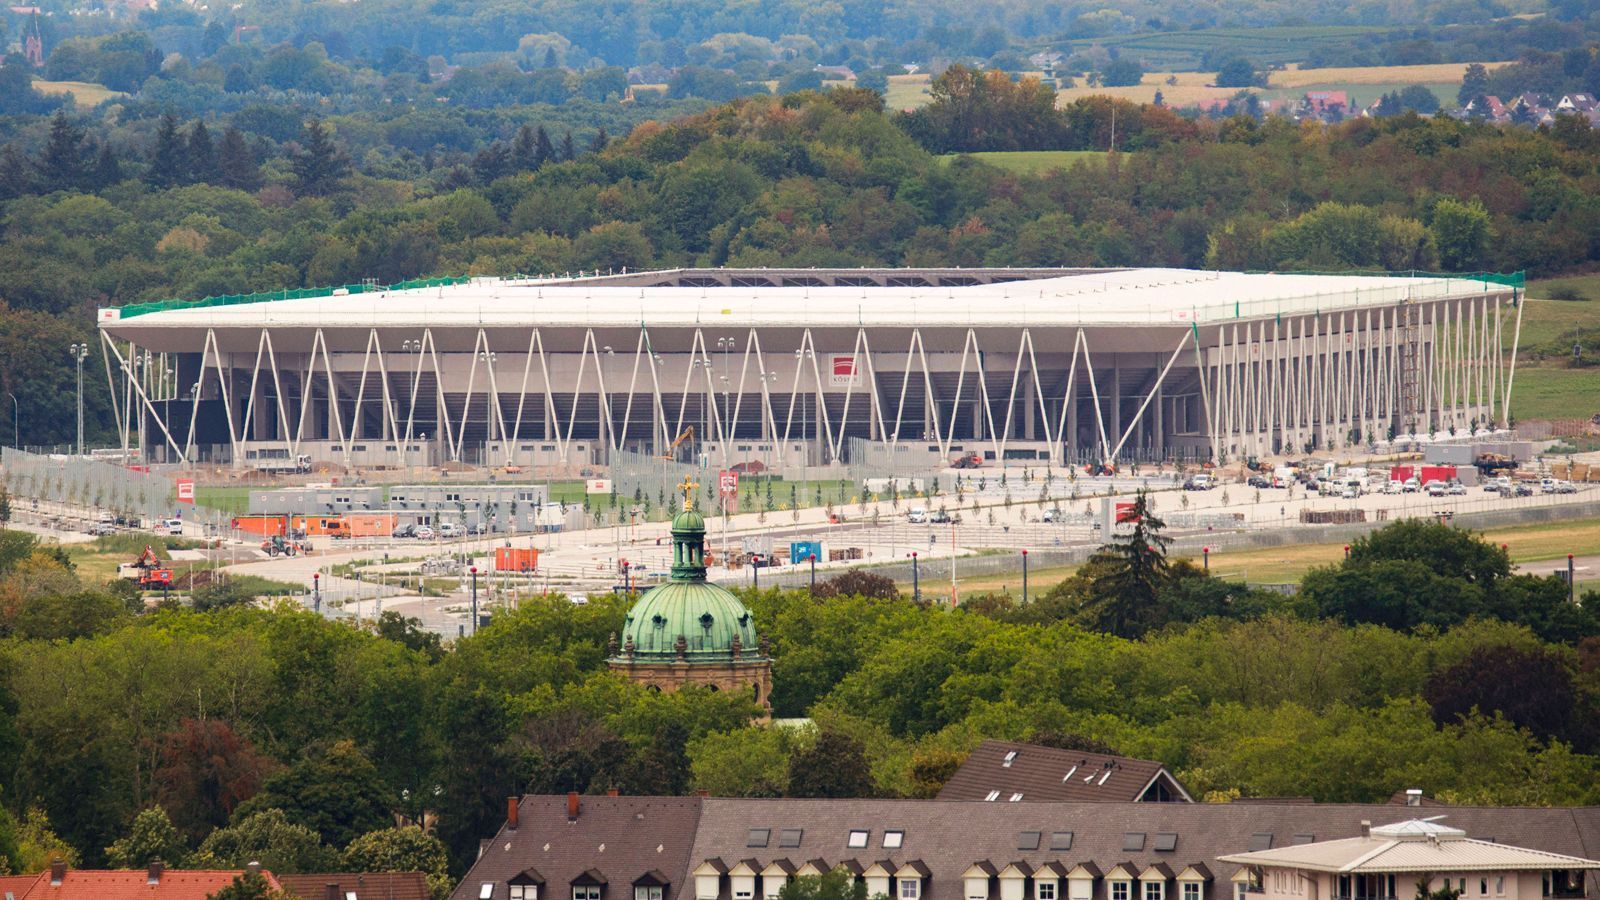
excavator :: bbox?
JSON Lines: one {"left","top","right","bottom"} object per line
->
{"left": 658, "top": 426, "right": 694, "bottom": 461}
{"left": 118, "top": 545, "right": 173, "bottom": 590}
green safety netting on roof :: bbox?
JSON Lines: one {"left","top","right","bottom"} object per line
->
{"left": 116, "top": 275, "right": 471, "bottom": 319}
{"left": 1257, "top": 269, "right": 1525, "bottom": 288}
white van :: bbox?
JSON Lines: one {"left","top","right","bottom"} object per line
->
{"left": 440, "top": 522, "right": 462, "bottom": 539}
{"left": 163, "top": 518, "right": 184, "bottom": 535}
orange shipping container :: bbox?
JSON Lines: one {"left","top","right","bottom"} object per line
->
{"left": 292, "top": 515, "right": 350, "bottom": 537}
{"left": 495, "top": 547, "right": 539, "bottom": 572}
{"left": 345, "top": 513, "right": 398, "bottom": 537}
{"left": 232, "top": 515, "right": 288, "bottom": 537}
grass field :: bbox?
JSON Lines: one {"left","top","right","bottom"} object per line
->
{"left": 942, "top": 150, "right": 1109, "bottom": 174}
{"left": 952, "top": 516, "right": 1600, "bottom": 595}
{"left": 1056, "top": 26, "right": 1397, "bottom": 71}
{"left": 885, "top": 74, "right": 931, "bottom": 111}
{"left": 31, "top": 79, "right": 125, "bottom": 107}
{"left": 1499, "top": 275, "right": 1600, "bottom": 423}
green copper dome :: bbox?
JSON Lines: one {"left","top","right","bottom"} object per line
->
{"left": 611, "top": 504, "right": 764, "bottom": 663}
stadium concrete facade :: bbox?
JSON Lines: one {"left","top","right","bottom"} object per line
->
{"left": 95, "top": 268, "right": 1523, "bottom": 472}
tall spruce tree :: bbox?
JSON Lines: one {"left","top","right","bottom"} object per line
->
{"left": 559, "top": 130, "right": 576, "bottom": 162}
{"left": 511, "top": 124, "right": 538, "bottom": 170}
{"left": 186, "top": 120, "right": 218, "bottom": 185}
{"left": 37, "top": 110, "right": 88, "bottom": 193}
{"left": 146, "top": 113, "right": 186, "bottom": 188}
{"left": 216, "top": 127, "right": 259, "bottom": 191}
{"left": 0, "top": 143, "right": 31, "bottom": 199}
{"left": 289, "top": 118, "right": 349, "bottom": 196}
{"left": 588, "top": 127, "right": 609, "bottom": 154}
{"left": 532, "top": 125, "right": 554, "bottom": 169}
{"left": 91, "top": 141, "right": 122, "bottom": 190}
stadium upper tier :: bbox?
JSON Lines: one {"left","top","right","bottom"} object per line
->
{"left": 99, "top": 268, "right": 1512, "bottom": 343}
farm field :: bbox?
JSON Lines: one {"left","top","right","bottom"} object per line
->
{"left": 888, "top": 61, "right": 1505, "bottom": 113}
{"left": 1054, "top": 25, "right": 1398, "bottom": 71}
{"left": 31, "top": 78, "right": 125, "bottom": 106}
{"left": 943, "top": 150, "right": 1109, "bottom": 174}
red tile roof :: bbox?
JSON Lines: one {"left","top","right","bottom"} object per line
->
{"left": 278, "top": 872, "right": 431, "bottom": 900}
{"left": 2, "top": 868, "right": 283, "bottom": 900}
{"left": 936, "top": 740, "right": 1190, "bottom": 803}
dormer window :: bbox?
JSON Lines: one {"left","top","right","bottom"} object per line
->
{"left": 576, "top": 888, "right": 602, "bottom": 900}
{"left": 901, "top": 881, "right": 921, "bottom": 900}
{"left": 512, "top": 888, "right": 538, "bottom": 900}
{"left": 1112, "top": 883, "right": 1130, "bottom": 900}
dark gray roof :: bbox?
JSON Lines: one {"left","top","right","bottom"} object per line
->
{"left": 937, "top": 741, "right": 1190, "bottom": 804}
{"left": 688, "top": 798, "right": 1600, "bottom": 900}
{"left": 448, "top": 795, "right": 702, "bottom": 900}
{"left": 453, "top": 796, "right": 1600, "bottom": 900}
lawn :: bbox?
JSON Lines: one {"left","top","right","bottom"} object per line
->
{"left": 1055, "top": 26, "right": 1398, "bottom": 71}
{"left": 949, "top": 516, "right": 1600, "bottom": 594}
{"left": 885, "top": 74, "right": 931, "bottom": 111}
{"left": 1496, "top": 279, "right": 1600, "bottom": 423}
{"left": 943, "top": 150, "right": 1109, "bottom": 175}
{"left": 1507, "top": 367, "right": 1599, "bottom": 423}
{"left": 31, "top": 78, "right": 126, "bottom": 107}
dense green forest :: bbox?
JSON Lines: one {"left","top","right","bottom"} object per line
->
{"left": 4, "top": 77, "right": 1600, "bottom": 447}
{"left": 0, "top": 516, "right": 1597, "bottom": 888}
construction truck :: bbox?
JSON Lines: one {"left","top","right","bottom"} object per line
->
{"left": 117, "top": 545, "right": 174, "bottom": 590}
{"left": 658, "top": 427, "right": 694, "bottom": 461}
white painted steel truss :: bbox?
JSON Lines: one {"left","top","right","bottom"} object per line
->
{"left": 102, "top": 293, "right": 1519, "bottom": 468}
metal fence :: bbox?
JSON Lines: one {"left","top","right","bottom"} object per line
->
{"left": 0, "top": 447, "right": 232, "bottom": 532}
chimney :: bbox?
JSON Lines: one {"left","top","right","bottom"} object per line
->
{"left": 508, "top": 796, "right": 520, "bottom": 830}
{"left": 148, "top": 860, "right": 165, "bottom": 885}
{"left": 1360, "top": 821, "right": 1371, "bottom": 838}
{"left": 567, "top": 791, "right": 581, "bottom": 821}
{"left": 248, "top": 861, "right": 261, "bottom": 876}
{"left": 49, "top": 858, "right": 65, "bottom": 885}
{"left": 695, "top": 789, "right": 710, "bottom": 797}
{"left": 607, "top": 789, "right": 619, "bottom": 797}
{"left": 1406, "top": 789, "right": 1423, "bottom": 807}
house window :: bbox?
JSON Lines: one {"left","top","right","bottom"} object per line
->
{"left": 733, "top": 882, "right": 753, "bottom": 900}
{"left": 1049, "top": 833, "right": 1074, "bottom": 851}
{"left": 1145, "top": 883, "right": 1164, "bottom": 900}
{"left": 1003, "top": 751, "right": 1018, "bottom": 767}
{"left": 849, "top": 830, "right": 870, "bottom": 849}
{"left": 511, "top": 888, "right": 538, "bottom": 900}
{"left": 747, "top": 829, "right": 770, "bottom": 848}
{"left": 884, "top": 831, "right": 904, "bottom": 849}
{"left": 1480, "top": 881, "right": 1488, "bottom": 896}
{"left": 778, "top": 829, "right": 803, "bottom": 848}
{"left": 480, "top": 887, "right": 494, "bottom": 900}
{"left": 1018, "top": 832, "right": 1041, "bottom": 851}
{"left": 985, "top": 790, "right": 1000, "bottom": 801}
{"left": 575, "top": 887, "right": 602, "bottom": 900}
{"left": 1183, "top": 884, "right": 1200, "bottom": 900}
{"left": 1113, "top": 883, "right": 1130, "bottom": 900}
{"left": 901, "top": 881, "right": 921, "bottom": 900}
{"left": 1009, "top": 793, "right": 1024, "bottom": 802}
{"left": 1495, "top": 880, "right": 1504, "bottom": 896}
{"left": 1039, "top": 884, "right": 1057, "bottom": 900}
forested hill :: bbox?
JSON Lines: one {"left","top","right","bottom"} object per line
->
{"left": 3, "top": 83, "right": 1600, "bottom": 446}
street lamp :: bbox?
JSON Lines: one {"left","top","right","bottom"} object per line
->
{"left": 911, "top": 551, "right": 920, "bottom": 604}
{"left": 68, "top": 342, "right": 89, "bottom": 456}
{"left": 1021, "top": 549, "right": 1029, "bottom": 604}
{"left": 794, "top": 349, "right": 815, "bottom": 483}
{"left": 469, "top": 564, "right": 480, "bottom": 635}
{"left": 7, "top": 391, "right": 17, "bottom": 449}
{"left": 478, "top": 350, "right": 498, "bottom": 464}
{"left": 312, "top": 572, "right": 321, "bottom": 614}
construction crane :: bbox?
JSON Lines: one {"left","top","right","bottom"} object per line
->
{"left": 658, "top": 426, "right": 694, "bottom": 460}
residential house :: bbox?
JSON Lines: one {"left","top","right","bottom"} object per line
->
{"left": 935, "top": 741, "right": 1192, "bottom": 804}
{"left": 0, "top": 860, "right": 283, "bottom": 900}
{"left": 1558, "top": 94, "right": 1597, "bottom": 112}
{"left": 449, "top": 795, "right": 1600, "bottom": 900}
{"left": 278, "top": 871, "right": 432, "bottom": 900}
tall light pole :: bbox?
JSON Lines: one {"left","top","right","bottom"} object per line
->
{"left": 7, "top": 391, "right": 16, "bottom": 449}
{"left": 402, "top": 339, "right": 422, "bottom": 468}
{"left": 478, "top": 349, "right": 497, "bottom": 467}
{"left": 68, "top": 343, "right": 89, "bottom": 456}
{"left": 794, "top": 348, "right": 814, "bottom": 491}
{"left": 717, "top": 336, "right": 735, "bottom": 462}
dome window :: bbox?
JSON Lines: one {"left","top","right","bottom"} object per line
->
{"left": 651, "top": 614, "right": 667, "bottom": 627}
{"left": 700, "top": 612, "right": 714, "bottom": 629}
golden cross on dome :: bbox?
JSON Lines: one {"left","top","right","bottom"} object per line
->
{"left": 678, "top": 475, "right": 699, "bottom": 510}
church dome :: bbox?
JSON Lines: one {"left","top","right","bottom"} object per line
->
{"left": 612, "top": 504, "right": 764, "bottom": 663}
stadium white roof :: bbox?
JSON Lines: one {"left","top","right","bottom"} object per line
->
{"left": 99, "top": 268, "right": 1510, "bottom": 335}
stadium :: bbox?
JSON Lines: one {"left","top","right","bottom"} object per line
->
{"left": 95, "top": 267, "right": 1523, "bottom": 473}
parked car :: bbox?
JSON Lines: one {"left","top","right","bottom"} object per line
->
{"left": 439, "top": 522, "right": 462, "bottom": 539}
{"left": 1447, "top": 482, "right": 1467, "bottom": 496}
{"left": 1506, "top": 483, "right": 1533, "bottom": 497}
{"left": 392, "top": 523, "right": 416, "bottom": 539}
{"left": 907, "top": 508, "right": 927, "bottom": 524}
{"left": 1548, "top": 480, "right": 1578, "bottom": 494}
{"left": 1041, "top": 508, "right": 1061, "bottom": 523}
{"left": 163, "top": 518, "right": 185, "bottom": 535}
{"left": 930, "top": 510, "right": 953, "bottom": 524}
{"left": 1424, "top": 480, "right": 1447, "bottom": 497}
{"left": 1382, "top": 480, "right": 1404, "bottom": 495}
{"left": 1246, "top": 475, "right": 1272, "bottom": 489}
{"left": 86, "top": 522, "right": 116, "bottom": 536}
{"left": 415, "top": 525, "right": 437, "bottom": 540}
{"left": 1402, "top": 477, "right": 1421, "bottom": 493}
{"left": 469, "top": 522, "right": 490, "bottom": 534}
{"left": 1339, "top": 485, "right": 1360, "bottom": 499}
